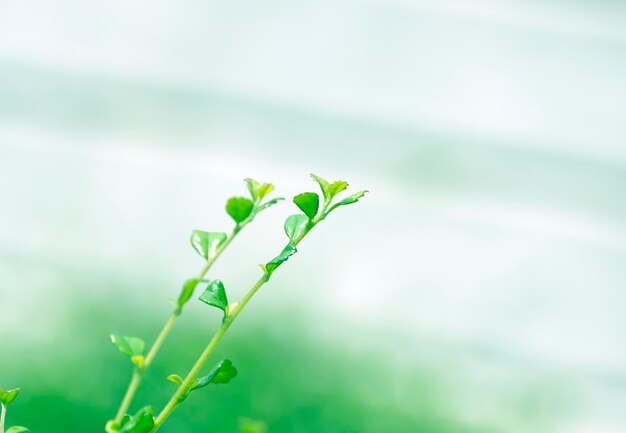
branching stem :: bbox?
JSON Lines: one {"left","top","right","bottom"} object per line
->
{"left": 152, "top": 214, "right": 322, "bottom": 431}
{"left": 112, "top": 221, "right": 245, "bottom": 425}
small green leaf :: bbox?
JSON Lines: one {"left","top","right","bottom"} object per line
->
{"left": 1, "top": 388, "right": 19, "bottom": 406}
{"left": 111, "top": 335, "right": 146, "bottom": 360}
{"left": 177, "top": 278, "right": 201, "bottom": 308}
{"left": 226, "top": 197, "right": 254, "bottom": 223}
{"left": 284, "top": 214, "right": 309, "bottom": 241}
{"left": 258, "top": 183, "right": 274, "bottom": 200}
{"left": 256, "top": 197, "right": 284, "bottom": 213}
{"left": 293, "top": 192, "right": 319, "bottom": 219}
{"left": 328, "top": 190, "right": 369, "bottom": 213}
{"left": 6, "top": 427, "right": 30, "bottom": 433}
{"left": 310, "top": 173, "right": 330, "bottom": 200}
{"left": 328, "top": 181, "right": 348, "bottom": 198}
{"left": 190, "top": 230, "right": 227, "bottom": 261}
{"left": 245, "top": 178, "right": 261, "bottom": 202}
{"left": 191, "top": 359, "right": 238, "bottom": 391}
{"left": 198, "top": 279, "right": 229, "bottom": 314}
{"left": 263, "top": 242, "right": 297, "bottom": 277}
{"left": 166, "top": 374, "right": 183, "bottom": 385}
{"left": 120, "top": 406, "right": 154, "bottom": 433}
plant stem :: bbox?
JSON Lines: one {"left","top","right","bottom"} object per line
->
{"left": 0, "top": 403, "right": 5, "bottom": 433}
{"left": 152, "top": 218, "right": 320, "bottom": 431}
{"left": 112, "top": 224, "right": 242, "bottom": 425}
{"left": 152, "top": 276, "right": 266, "bottom": 429}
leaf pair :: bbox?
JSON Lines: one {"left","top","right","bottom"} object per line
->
{"left": 1, "top": 389, "right": 28, "bottom": 433}
{"left": 167, "top": 359, "right": 237, "bottom": 402}
{"left": 245, "top": 178, "right": 274, "bottom": 204}
{"left": 310, "top": 174, "right": 348, "bottom": 202}
{"left": 227, "top": 178, "right": 284, "bottom": 224}
{"left": 310, "top": 173, "right": 367, "bottom": 216}
{"left": 111, "top": 335, "right": 146, "bottom": 368}
{"left": 0, "top": 388, "right": 19, "bottom": 406}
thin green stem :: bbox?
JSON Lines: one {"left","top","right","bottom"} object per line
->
{"left": 152, "top": 217, "right": 321, "bottom": 431}
{"left": 0, "top": 403, "right": 6, "bottom": 433}
{"left": 153, "top": 275, "right": 267, "bottom": 429}
{"left": 112, "top": 223, "right": 243, "bottom": 426}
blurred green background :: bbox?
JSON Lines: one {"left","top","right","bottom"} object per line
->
{"left": 1, "top": 1, "right": 625, "bottom": 432}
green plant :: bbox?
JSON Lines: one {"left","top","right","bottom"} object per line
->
{"left": 0, "top": 388, "right": 28, "bottom": 433}
{"left": 9, "top": 174, "right": 368, "bottom": 433}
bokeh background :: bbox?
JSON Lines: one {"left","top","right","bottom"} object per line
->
{"left": 1, "top": 1, "right": 625, "bottom": 432}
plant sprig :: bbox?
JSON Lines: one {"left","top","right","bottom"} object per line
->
{"left": 0, "top": 388, "right": 28, "bottom": 433}
{"left": 151, "top": 174, "right": 367, "bottom": 430}
{"left": 106, "top": 178, "right": 283, "bottom": 433}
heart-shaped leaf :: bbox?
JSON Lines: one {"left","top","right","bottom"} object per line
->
{"left": 120, "top": 406, "right": 154, "bottom": 433}
{"left": 329, "top": 190, "right": 369, "bottom": 213}
{"left": 310, "top": 173, "right": 330, "bottom": 200}
{"left": 198, "top": 280, "right": 228, "bottom": 314}
{"left": 191, "top": 359, "right": 238, "bottom": 391}
{"left": 284, "top": 214, "right": 309, "bottom": 241}
{"left": 263, "top": 242, "right": 297, "bottom": 277}
{"left": 177, "top": 278, "right": 202, "bottom": 309}
{"left": 190, "top": 230, "right": 227, "bottom": 261}
{"left": 226, "top": 197, "right": 254, "bottom": 223}
{"left": 111, "top": 335, "right": 146, "bottom": 365}
{"left": 6, "top": 427, "right": 29, "bottom": 433}
{"left": 293, "top": 192, "right": 319, "bottom": 219}
{"left": 0, "top": 388, "right": 19, "bottom": 406}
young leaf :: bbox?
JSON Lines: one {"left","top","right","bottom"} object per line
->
{"left": 177, "top": 278, "right": 201, "bottom": 309}
{"left": 226, "top": 197, "right": 254, "bottom": 223}
{"left": 120, "top": 406, "right": 154, "bottom": 433}
{"left": 0, "top": 388, "right": 20, "bottom": 406}
{"left": 310, "top": 173, "right": 330, "bottom": 200}
{"left": 190, "top": 230, "right": 227, "bottom": 261}
{"left": 6, "top": 427, "right": 29, "bottom": 433}
{"left": 198, "top": 279, "right": 229, "bottom": 314}
{"left": 245, "top": 178, "right": 274, "bottom": 203}
{"left": 328, "top": 190, "right": 369, "bottom": 213}
{"left": 111, "top": 335, "right": 146, "bottom": 360}
{"left": 191, "top": 359, "right": 238, "bottom": 391}
{"left": 166, "top": 374, "right": 183, "bottom": 385}
{"left": 263, "top": 242, "right": 297, "bottom": 277}
{"left": 245, "top": 178, "right": 261, "bottom": 202}
{"left": 293, "top": 192, "right": 319, "bottom": 219}
{"left": 284, "top": 214, "right": 309, "bottom": 241}
{"left": 328, "top": 181, "right": 348, "bottom": 198}
{"left": 256, "top": 197, "right": 284, "bottom": 213}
